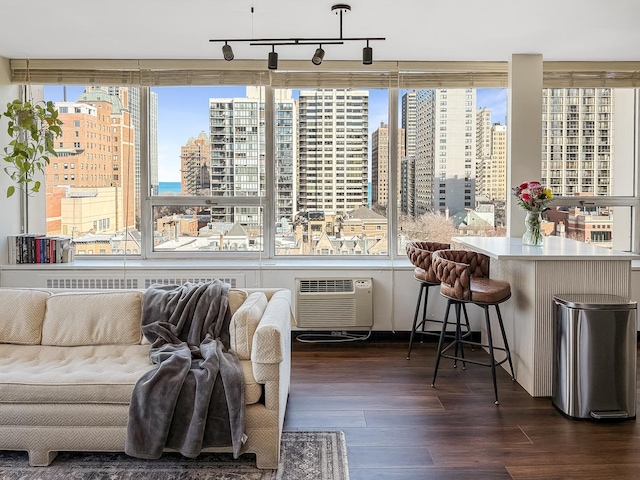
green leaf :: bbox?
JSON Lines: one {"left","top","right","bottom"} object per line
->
{"left": 6, "top": 185, "right": 14, "bottom": 197}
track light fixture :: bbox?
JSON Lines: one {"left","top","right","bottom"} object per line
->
{"left": 312, "top": 46, "right": 325, "bottom": 66}
{"left": 363, "top": 40, "right": 373, "bottom": 65}
{"left": 222, "top": 42, "right": 234, "bottom": 61}
{"left": 210, "top": 4, "right": 384, "bottom": 68}
{"left": 268, "top": 46, "right": 278, "bottom": 70}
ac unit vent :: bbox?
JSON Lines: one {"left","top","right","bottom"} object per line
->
{"left": 144, "top": 277, "right": 238, "bottom": 288}
{"left": 47, "top": 278, "right": 139, "bottom": 289}
{"left": 295, "top": 277, "right": 373, "bottom": 329}
{"left": 299, "top": 278, "right": 353, "bottom": 294}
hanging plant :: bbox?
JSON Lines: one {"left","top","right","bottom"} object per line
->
{"left": 2, "top": 98, "right": 64, "bottom": 197}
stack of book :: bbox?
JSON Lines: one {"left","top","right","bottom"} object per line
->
{"left": 7, "top": 234, "right": 72, "bottom": 264}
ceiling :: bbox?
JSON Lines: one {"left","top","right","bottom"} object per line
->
{"left": 1, "top": 0, "right": 639, "bottom": 64}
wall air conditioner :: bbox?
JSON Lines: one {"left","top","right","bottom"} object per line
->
{"left": 295, "top": 277, "right": 373, "bottom": 329}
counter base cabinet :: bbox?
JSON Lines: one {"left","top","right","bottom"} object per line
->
{"left": 493, "top": 259, "right": 630, "bottom": 397}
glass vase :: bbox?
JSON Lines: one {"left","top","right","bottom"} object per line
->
{"left": 522, "top": 211, "right": 544, "bottom": 246}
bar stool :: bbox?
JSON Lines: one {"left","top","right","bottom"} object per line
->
{"left": 405, "top": 241, "right": 471, "bottom": 360}
{"left": 430, "top": 249, "right": 515, "bottom": 405}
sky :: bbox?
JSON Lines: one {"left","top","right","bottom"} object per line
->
{"left": 45, "top": 86, "right": 508, "bottom": 183}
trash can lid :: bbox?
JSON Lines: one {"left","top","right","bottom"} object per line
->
{"left": 553, "top": 294, "right": 637, "bottom": 310}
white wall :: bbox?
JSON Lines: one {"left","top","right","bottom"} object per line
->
{"left": 0, "top": 56, "right": 21, "bottom": 273}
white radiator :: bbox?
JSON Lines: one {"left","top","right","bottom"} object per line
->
{"left": 295, "top": 277, "right": 373, "bottom": 329}
{"left": 0, "top": 271, "right": 244, "bottom": 289}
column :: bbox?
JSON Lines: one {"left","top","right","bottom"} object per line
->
{"left": 507, "top": 54, "right": 543, "bottom": 237}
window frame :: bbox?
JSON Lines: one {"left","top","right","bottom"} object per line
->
{"left": 22, "top": 59, "right": 640, "bottom": 258}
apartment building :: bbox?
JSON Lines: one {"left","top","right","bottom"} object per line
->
{"left": 209, "top": 87, "right": 295, "bottom": 225}
{"left": 371, "top": 121, "right": 405, "bottom": 208}
{"left": 297, "top": 89, "right": 369, "bottom": 215}
{"left": 180, "top": 131, "right": 211, "bottom": 195}
{"left": 47, "top": 89, "right": 134, "bottom": 236}
{"left": 476, "top": 106, "right": 507, "bottom": 203}
{"left": 415, "top": 88, "right": 477, "bottom": 217}
{"left": 401, "top": 91, "right": 417, "bottom": 215}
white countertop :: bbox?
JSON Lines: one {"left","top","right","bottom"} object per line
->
{"left": 453, "top": 236, "right": 638, "bottom": 261}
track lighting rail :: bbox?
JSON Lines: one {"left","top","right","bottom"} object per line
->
{"left": 209, "top": 4, "right": 385, "bottom": 69}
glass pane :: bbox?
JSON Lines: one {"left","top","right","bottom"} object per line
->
{"left": 44, "top": 85, "right": 143, "bottom": 256}
{"left": 152, "top": 86, "right": 267, "bottom": 250}
{"left": 152, "top": 205, "right": 263, "bottom": 253}
{"left": 153, "top": 86, "right": 265, "bottom": 200}
{"left": 275, "top": 88, "right": 389, "bottom": 256}
{"left": 543, "top": 205, "right": 632, "bottom": 251}
{"left": 397, "top": 88, "right": 508, "bottom": 254}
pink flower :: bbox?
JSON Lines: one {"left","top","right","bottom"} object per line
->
{"left": 521, "top": 193, "right": 531, "bottom": 202}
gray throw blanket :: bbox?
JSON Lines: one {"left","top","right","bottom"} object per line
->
{"left": 125, "top": 281, "right": 245, "bottom": 459}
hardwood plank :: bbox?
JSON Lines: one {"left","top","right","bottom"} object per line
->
{"left": 284, "top": 340, "right": 640, "bottom": 478}
{"left": 349, "top": 466, "right": 513, "bottom": 480}
{"left": 507, "top": 464, "right": 640, "bottom": 480}
{"left": 347, "top": 446, "right": 435, "bottom": 469}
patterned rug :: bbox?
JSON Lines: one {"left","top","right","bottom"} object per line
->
{"left": 0, "top": 431, "right": 349, "bottom": 480}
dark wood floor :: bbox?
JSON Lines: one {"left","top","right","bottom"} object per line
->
{"left": 284, "top": 336, "right": 640, "bottom": 480}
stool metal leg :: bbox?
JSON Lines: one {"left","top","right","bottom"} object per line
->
{"left": 461, "top": 304, "right": 474, "bottom": 350}
{"left": 483, "top": 305, "right": 500, "bottom": 405}
{"left": 420, "top": 284, "right": 430, "bottom": 341}
{"left": 407, "top": 282, "right": 426, "bottom": 360}
{"left": 495, "top": 304, "right": 515, "bottom": 381}
{"left": 431, "top": 299, "right": 452, "bottom": 388}
{"left": 454, "top": 302, "right": 466, "bottom": 370}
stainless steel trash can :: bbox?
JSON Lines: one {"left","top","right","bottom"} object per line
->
{"left": 553, "top": 294, "right": 637, "bottom": 420}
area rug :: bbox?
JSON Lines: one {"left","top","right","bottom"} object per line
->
{"left": 0, "top": 431, "right": 349, "bottom": 480}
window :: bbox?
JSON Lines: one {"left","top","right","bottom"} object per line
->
{"left": 398, "top": 87, "right": 507, "bottom": 252}
{"left": 36, "top": 64, "right": 640, "bottom": 260}
{"left": 541, "top": 87, "right": 637, "bottom": 251}
{"left": 273, "top": 87, "right": 385, "bottom": 256}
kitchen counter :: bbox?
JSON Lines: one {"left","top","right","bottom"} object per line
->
{"left": 453, "top": 236, "right": 635, "bottom": 397}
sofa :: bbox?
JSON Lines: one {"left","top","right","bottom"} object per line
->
{"left": 0, "top": 286, "right": 293, "bottom": 468}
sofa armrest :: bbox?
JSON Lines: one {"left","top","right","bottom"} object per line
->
{"left": 250, "top": 290, "right": 293, "bottom": 413}
{"left": 251, "top": 290, "right": 293, "bottom": 370}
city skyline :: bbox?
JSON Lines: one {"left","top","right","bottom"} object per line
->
{"left": 45, "top": 86, "right": 507, "bottom": 183}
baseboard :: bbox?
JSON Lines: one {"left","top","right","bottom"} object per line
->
{"left": 292, "top": 330, "right": 482, "bottom": 344}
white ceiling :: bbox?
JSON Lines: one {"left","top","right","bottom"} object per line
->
{"left": 1, "top": 0, "right": 639, "bottom": 63}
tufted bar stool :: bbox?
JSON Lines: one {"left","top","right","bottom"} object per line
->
{"left": 430, "top": 249, "right": 515, "bottom": 405}
{"left": 405, "top": 241, "right": 471, "bottom": 360}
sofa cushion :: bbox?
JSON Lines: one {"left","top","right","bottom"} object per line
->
{"left": 230, "top": 291, "right": 268, "bottom": 360}
{"left": 240, "top": 360, "right": 262, "bottom": 405}
{"left": 229, "top": 289, "right": 249, "bottom": 314}
{"left": 0, "top": 345, "right": 261, "bottom": 406}
{"left": 41, "top": 291, "right": 143, "bottom": 346}
{"left": 0, "top": 289, "right": 51, "bottom": 345}
{"left": 0, "top": 344, "right": 153, "bottom": 404}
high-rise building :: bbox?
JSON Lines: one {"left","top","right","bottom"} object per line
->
{"left": 87, "top": 87, "right": 159, "bottom": 212}
{"left": 48, "top": 88, "right": 134, "bottom": 235}
{"left": 401, "top": 91, "right": 417, "bottom": 215}
{"left": 180, "top": 131, "right": 211, "bottom": 195}
{"left": 489, "top": 124, "right": 507, "bottom": 201}
{"left": 415, "top": 88, "right": 476, "bottom": 216}
{"left": 476, "top": 107, "right": 507, "bottom": 202}
{"left": 209, "top": 87, "right": 296, "bottom": 224}
{"left": 297, "top": 89, "right": 369, "bottom": 215}
{"left": 541, "top": 88, "right": 615, "bottom": 196}
{"left": 371, "top": 121, "right": 405, "bottom": 207}
{"left": 275, "top": 93, "right": 296, "bottom": 222}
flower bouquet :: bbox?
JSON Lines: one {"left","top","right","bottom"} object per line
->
{"left": 512, "top": 181, "right": 553, "bottom": 246}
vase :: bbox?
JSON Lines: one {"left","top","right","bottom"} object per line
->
{"left": 522, "top": 211, "right": 544, "bottom": 246}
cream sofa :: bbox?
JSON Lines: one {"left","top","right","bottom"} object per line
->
{"left": 0, "top": 287, "right": 292, "bottom": 468}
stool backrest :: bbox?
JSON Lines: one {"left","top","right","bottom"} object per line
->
{"left": 432, "top": 249, "right": 490, "bottom": 301}
{"left": 406, "top": 241, "right": 450, "bottom": 284}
